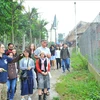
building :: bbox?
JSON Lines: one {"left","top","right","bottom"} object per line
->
{"left": 65, "top": 21, "right": 90, "bottom": 46}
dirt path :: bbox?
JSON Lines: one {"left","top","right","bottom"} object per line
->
{"left": 14, "top": 68, "right": 67, "bottom": 100}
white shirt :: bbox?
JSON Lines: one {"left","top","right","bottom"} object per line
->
{"left": 55, "top": 50, "right": 60, "bottom": 58}
{"left": 34, "top": 46, "right": 51, "bottom": 57}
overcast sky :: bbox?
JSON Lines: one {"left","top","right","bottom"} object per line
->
{"left": 23, "top": 1, "right": 100, "bottom": 36}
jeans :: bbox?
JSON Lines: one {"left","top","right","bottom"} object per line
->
{"left": 61, "top": 58, "right": 70, "bottom": 72}
{"left": 7, "top": 78, "right": 17, "bottom": 100}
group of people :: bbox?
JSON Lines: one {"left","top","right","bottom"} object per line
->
{"left": 0, "top": 39, "right": 70, "bottom": 100}
{"left": 50, "top": 43, "right": 70, "bottom": 73}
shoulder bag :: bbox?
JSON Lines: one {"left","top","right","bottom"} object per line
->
{"left": 20, "top": 58, "right": 29, "bottom": 81}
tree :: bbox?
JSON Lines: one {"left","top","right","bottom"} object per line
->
{"left": 0, "top": 0, "right": 24, "bottom": 44}
{"left": 0, "top": 0, "right": 49, "bottom": 50}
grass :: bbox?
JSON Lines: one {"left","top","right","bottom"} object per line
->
{"left": 55, "top": 48, "right": 100, "bottom": 100}
{"left": 53, "top": 97, "right": 60, "bottom": 100}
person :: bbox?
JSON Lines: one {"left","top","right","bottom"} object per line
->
{"left": 12, "top": 49, "right": 19, "bottom": 74}
{"left": 34, "top": 39, "right": 51, "bottom": 59}
{"left": 19, "top": 48, "right": 35, "bottom": 100}
{"left": 29, "top": 43, "right": 37, "bottom": 89}
{"left": 36, "top": 52, "right": 50, "bottom": 100}
{"left": 55, "top": 46, "right": 61, "bottom": 69}
{"left": 5, "top": 43, "right": 14, "bottom": 55}
{"left": 0, "top": 42, "right": 23, "bottom": 100}
{"left": 50, "top": 45, "right": 56, "bottom": 70}
{"left": 60, "top": 43, "right": 70, "bottom": 72}
{"left": 34, "top": 39, "right": 51, "bottom": 95}
{"left": 29, "top": 43, "right": 36, "bottom": 61}
{"left": 6, "top": 51, "right": 19, "bottom": 100}
{"left": 12, "top": 49, "right": 18, "bottom": 57}
{"left": 12, "top": 49, "right": 20, "bottom": 93}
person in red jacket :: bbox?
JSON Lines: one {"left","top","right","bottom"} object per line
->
{"left": 36, "top": 52, "right": 50, "bottom": 100}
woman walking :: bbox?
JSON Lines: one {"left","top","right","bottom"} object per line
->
{"left": 50, "top": 45, "right": 56, "bottom": 70}
{"left": 20, "top": 48, "right": 35, "bottom": 100}
{"left": 55, "top": 47, "right": 61, "bottom": 69}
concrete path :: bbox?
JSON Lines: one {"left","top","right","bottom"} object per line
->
{"left": 14, "top": 68, "right": 68, "bottom": 100}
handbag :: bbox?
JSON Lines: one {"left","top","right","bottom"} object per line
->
{"left": 20, "top": 59, "right": 29, "bottom": 81}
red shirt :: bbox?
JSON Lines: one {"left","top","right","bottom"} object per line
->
{"left": 36, "top": 59, "right": 50, "bottom": 73}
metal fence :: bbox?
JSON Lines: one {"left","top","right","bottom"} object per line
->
{"left": 79, "top": 13, "right": 100, "bottom": 73}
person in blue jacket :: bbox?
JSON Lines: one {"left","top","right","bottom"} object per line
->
{"left": 0, "top": 42, "right": 23, "bottom": 100}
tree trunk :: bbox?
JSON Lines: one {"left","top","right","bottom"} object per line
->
{"left": 22, "top": 34, "right": 25, "bottom": 51}
{"left": 12, "top": 15, "right": 14, "bottom": 44}
{"left": 30, "top": 28, "right": 32, "bottom": 44}
{"left": 3, "top": 31, "right": 7, "bottom": 46}
{"left": 34, "top": 38, "right": 36, "bottom": 47}
{"left": 39, "top": 24, "right": 42, "bottom": 46}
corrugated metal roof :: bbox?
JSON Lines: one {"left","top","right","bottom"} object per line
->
{"left": 65, "top": 21, "right": 90, "bottom": 42}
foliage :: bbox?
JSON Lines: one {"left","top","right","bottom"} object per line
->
{"left": 0, "top": 0, "right": 48, "bottom": 50}
{"left": 55, "top": 48, "right": 100, "bottom": 100}
{"left": 71, "top": 50, "right": 88, "bottom": 70}
{"left": 48, "top": 41, "right": 55, "bottom": 47}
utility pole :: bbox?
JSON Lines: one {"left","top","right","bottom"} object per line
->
{"left": 74, "top": 2, "right": 77, "bottom": 54}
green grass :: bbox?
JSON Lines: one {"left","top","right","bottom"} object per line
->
{"left": 55, "top": 49, "right": 100, "bottom": 100}
{"left": 71, "top": 50, "right": 88, "bottom": 71}
{"left": 53, "top": 97, "right": 60, "bottom": 100}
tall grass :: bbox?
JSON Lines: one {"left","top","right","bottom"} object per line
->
{"left": 55, "top": 48, "right": 100, "bottom": 100}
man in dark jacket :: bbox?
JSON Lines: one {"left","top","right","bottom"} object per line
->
{"left": 60, "top": 43, "right": 70, "bottom": 72}
{"left": 4, "top": 43, "right": 14, "bottom": 55}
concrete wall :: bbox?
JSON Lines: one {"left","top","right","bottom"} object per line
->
{"left": 88, "top": 63, "right": 100, "bottom": 84}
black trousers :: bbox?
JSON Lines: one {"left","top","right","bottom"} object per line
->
{"left": 56, "top": 58, "right": 61, "bottom": 69}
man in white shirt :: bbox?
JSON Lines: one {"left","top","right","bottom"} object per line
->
{"left": 34, "top": 39, "right": 51, "bottom": 59}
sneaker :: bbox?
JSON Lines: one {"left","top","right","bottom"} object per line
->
{"left": 67, "top": 68, "right": 70, "bottom": 72}
{"left": 46, "top": 91, "right": 50, "bottom": 96}
{"left": 21, "top": 98, "right": 25, "bottom": 100}
{"left": 28, "top": 97, "right": 31, "bottom": 100}
{"left": 62, "top": 70, "right": 65, "bottom": 73}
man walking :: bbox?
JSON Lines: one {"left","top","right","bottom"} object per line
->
{"left": 60, "top": 43, "right": 70, "bottom": 72}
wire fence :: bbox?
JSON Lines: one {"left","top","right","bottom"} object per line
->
{"left": 79, "top": 13, "right": 100, "bottom": 73}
